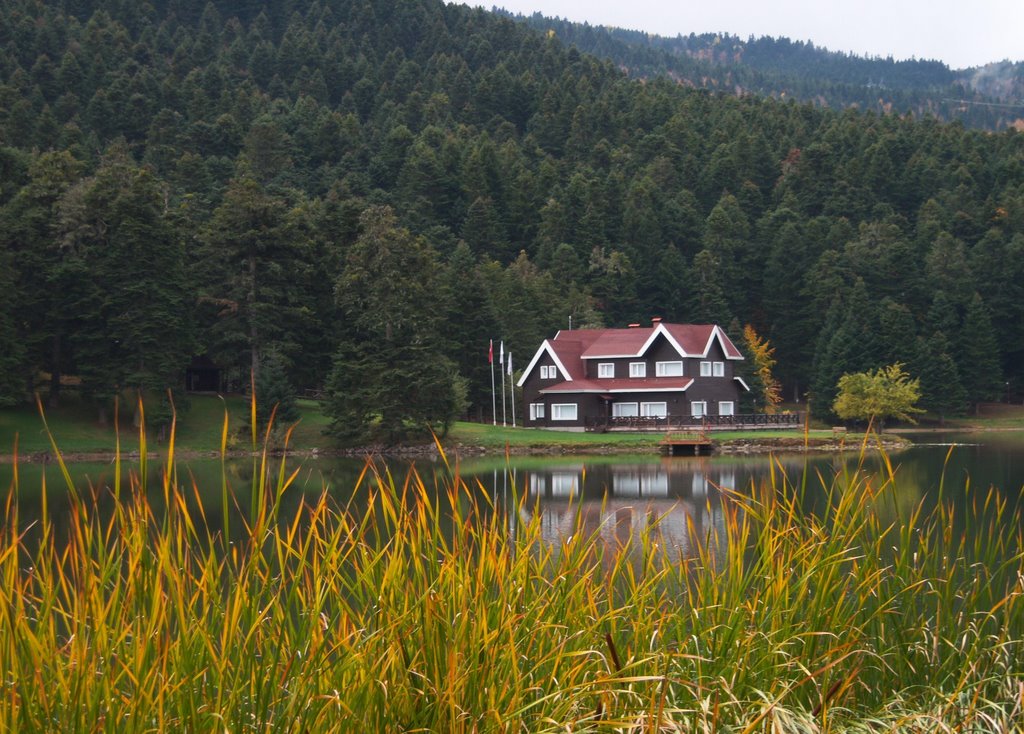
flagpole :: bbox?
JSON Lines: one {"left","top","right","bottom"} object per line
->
{"left": 500, "top": 341, "right": 507, "bottom": 427}
{"left": 489, "top": 339, "right": 496, "bottom": 426}
{"left": 509, "top": 352, "right": 516, "bottom": 427}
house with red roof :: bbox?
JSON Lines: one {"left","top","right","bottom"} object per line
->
{"left": 516, "top": 319, "right": 749, "bottom": 430}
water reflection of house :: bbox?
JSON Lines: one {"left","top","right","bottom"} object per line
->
{"left": 518, "top": 462, "right": 739, "bottom": 567}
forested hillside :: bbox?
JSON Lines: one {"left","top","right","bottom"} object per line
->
{"left": 510, "top": 11, "right": 1024, "bottom": 132}
{"left": 1, "top": 0, "right": 1023, "bottom": 439}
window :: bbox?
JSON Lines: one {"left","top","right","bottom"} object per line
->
{"left": 540, "top": 365, "right": 558, "bottom": 379}
{"left": 551, "top": 403, "right": 578, "bottom": 421}
{"left": 713, "top": 361, "right": 725, "bottom": 377}
{"left": 613, "top": 472, "right": 641, "bottom": 497}
{"left": 719, "top": 401, "right": 734, "bottom": 416}
{"left": 655, "top": 361, "right": 683, "bottom": 377}
{"left": 629, "top": 362, "right": 646, "bottom": 378}
{"left": 551, "top": 472, "right": 578, "bottom": 497}
{"left": 598, "top": 362, "right": 614, "bottom": 378}
{"left": 700, "top": 361, "right": 712, "bottom": 377}
{"left": 640, "top": 402, "right": 667, "bottom": 417}
{"left": 530, "top": 402, "right": 545, "bottom": 420}
{"left": 691, "top": 401, "right": 707, "bottom": 418}
{"left": 612, "top": 402, "right": 638, "bottom": 417}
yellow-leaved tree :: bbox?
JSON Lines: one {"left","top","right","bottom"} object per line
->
{"left": 832, "top": 363, "right": 923, "bottom": 430}
{"left": 743, "top": 325, "right": 782, "bottom": 414}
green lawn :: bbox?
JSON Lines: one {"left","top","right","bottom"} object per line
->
{"left": 2, "top": 397, "right": 913, "bottom": 459}
{"left": 938, "top": 402, "right": 1024, "bottom": 430}
{"left": 0, "top": 393, "right": 331, "bottom": 456}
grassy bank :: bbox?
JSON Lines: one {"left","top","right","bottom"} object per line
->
{"left": 938, "top": 402, "right": 1024, "bottom": 430}
{"left": 0, "top": 393, "right": 330, "bottom": 456}
{"left": 1, "top": 416, "right": 1022, "bottom": 731}
{"left": 445, "top": 421, "right": 894, "bottom": 452}
{"left": 4, "top": 395, "right": 1018, "bottom": 461}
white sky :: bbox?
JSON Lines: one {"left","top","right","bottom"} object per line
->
{"left": 483, "top": 0, "right": 1023, "bottom": 70}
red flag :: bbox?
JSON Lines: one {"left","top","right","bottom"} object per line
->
{"left": 488, "top": 339, "right": 493, "bottom": 364}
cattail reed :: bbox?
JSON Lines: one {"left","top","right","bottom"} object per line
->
{"left": 0, "top": 403, "right": 1021, "bottom": 731}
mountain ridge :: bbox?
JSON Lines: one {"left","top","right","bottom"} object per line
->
{"left": 500, "top": 9, "right": 1024, "bottom": 131}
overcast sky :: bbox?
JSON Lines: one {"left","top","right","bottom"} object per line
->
{"left": 483, "top": 0, "right": 1022, "bottom": 70}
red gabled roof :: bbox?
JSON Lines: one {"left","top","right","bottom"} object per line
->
{"left": 565, "top": 323, "right": 743, "bottom": 360}
{"left": 575, "top": 328, "right": 651, "bottom": 359}
{"left": 517, "top": 322, "right": 743, "bottom": 388}
{"left": 540, "top": 329, "right": 603, "bottom": 381}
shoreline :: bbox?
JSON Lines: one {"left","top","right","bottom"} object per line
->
{"left": 1, "top": 434, "right": 912, "bottom": 465}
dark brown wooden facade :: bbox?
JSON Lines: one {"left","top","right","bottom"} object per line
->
{"left": 517, "top": 322, "right": 748, "bottom": 431}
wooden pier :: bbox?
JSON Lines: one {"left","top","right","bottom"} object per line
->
{"left": 660, "top": 430, "right": 713, "bottom": 456}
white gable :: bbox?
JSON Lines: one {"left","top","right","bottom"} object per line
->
{"left": 702, "top": 325, "right": 744, "bottom": 360}
{"left": 638, "top": 322, "right": 687, "bottom": 358}
{"left": 516, "top": 340, "right": 572, "bottom": 387}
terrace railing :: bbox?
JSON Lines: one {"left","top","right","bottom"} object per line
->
{"left": 584, "top": 412, "right": 802, "bottom": 432}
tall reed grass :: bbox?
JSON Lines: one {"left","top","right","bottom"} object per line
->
{"left": 1, "top": 403, "right": 1022, "bottom": 731}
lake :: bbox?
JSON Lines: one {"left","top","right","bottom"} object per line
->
{"left": 3, "top": 431, "right": 1022, "bottom": 554}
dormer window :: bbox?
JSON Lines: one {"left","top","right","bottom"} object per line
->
{"left": 629, "top": 362, "right": 646, "bottom": 378}
{"left": 598, "top": 363, "right": 614, "bottom": 378}
{"left": 656, "top": 361, "right": 683, "bottom": 377}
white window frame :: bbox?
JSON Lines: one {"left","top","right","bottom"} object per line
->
{"left": 613, "top": 472, "right": 641, "bottom": 497}
{"left": 612, "top": 402, "right": 638, "bottom": 417}
{"left": 597, "top": 362, "right": 615, "bottom": 378}
{"left": 712, "top": 361, "right": 725, "bottom": 377}
{"left": 551, "top": 472, "right": 578, "bottom": 497}
{"left": 551, "top": 403, "right": 578, "bottom": 421}
{"left": 629, "top": 362, "right": 647, "bottom": 378}
{"left": 640, "top": 401, "right": 668, "bottom": 417}
{"left": 655, "top": 361, "right": 683, "bottom": 377}
{"left": 691, "top": 401, "right": 707, "bottom": 418}
{"left": 719, "top": 401, "right": 734, "bottom": 416}
{"left": 530, "top": 402, "right": 545, "bottom": 420}
{"left": 539, "top": 365, "right": 550, "bottom": 379}
{"left": 699, "top": 361, "right": 712, "bottom": 377}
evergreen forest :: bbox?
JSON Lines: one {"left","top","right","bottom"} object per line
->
{"left": 2, "top": 0, "right": 1024, "bottom": 441}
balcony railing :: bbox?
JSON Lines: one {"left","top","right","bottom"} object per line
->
{"left": 584, "top": 413, "right": 802, "bottom": 432}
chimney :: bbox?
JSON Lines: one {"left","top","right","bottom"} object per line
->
{"left": 651, "top": 317, "right": 662, "bottom": 325}
{"left": 628, "top": 323, "right": 641, "bottom": 328}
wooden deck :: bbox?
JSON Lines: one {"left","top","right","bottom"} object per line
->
{"left": 660, "top": 430, "right": 713, "bottom": 456}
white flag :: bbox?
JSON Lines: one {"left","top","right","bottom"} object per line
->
{"left": 507, "top": 352, "right": 512, "bottom": 376}
{"left": 499, "top": 341, "right": 504, "bottom": 365}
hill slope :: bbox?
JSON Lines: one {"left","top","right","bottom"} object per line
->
{"left": 0, "top": 0, "right": 1023, "bottom": 429}
{"left": 506, "top": 11, "right": 1024, "bottom": 131}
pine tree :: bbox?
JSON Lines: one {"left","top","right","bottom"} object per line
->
{"left": 958, "top": 293, "right": 1003, "bottom": 412}
{"left": 689, "top": 249, "right": 732, "bottom": 327}
{"left": 0, "top": 247, "right": 24, "bottom": 406}
{"left": 55, "top": 148, "right": 193, "bottom": 422}
{"left": 444, "top": 242, "right": 497, "bottom": 419}
{"left": 1, "top": 149, "right": 83, "bottom": 406}
{"left": 327, "top": 205, "right": 463, "bottom": 444}
{"left": 199, "top": 173, "right": 314, "bottom": 385}
{"left": 911, "top": 333, "right": 965, "bottom": 423}
{"left": 254, "top": 351, "right": 301, "bottom": 429}
{"left": 809, "top": 281, "right": 879, "bottom": 419}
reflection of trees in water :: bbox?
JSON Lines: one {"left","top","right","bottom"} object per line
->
{"left": 515, "top": 461, "right": 744, "bottom": 569}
